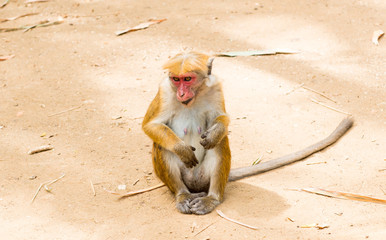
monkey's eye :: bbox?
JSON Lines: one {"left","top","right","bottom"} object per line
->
{"left": 184, "top": 77, "right": 192, "bottom": 82}
{"left": 172, "top": 77, "right": 180, "bottom": 82}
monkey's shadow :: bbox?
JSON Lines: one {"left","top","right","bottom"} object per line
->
{"left": 221, "top": 181, "right": 289, "bottom": 218}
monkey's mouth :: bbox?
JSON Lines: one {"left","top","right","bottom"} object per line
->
{"left": 182, "top": 98, "right": 193, "bottom": 105}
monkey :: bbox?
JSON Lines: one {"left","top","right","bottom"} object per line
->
{"left": 142, "top": 52, "right": 353, "bottom": 215}
{"left": 142, "top": 52, "right": 230, "bottom": 215}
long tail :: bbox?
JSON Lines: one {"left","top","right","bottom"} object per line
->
{"left": 228, "top": 117, "right": 354, "bottom": 182}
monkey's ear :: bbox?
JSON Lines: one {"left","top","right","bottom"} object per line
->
{"left": 205, "top": 75, "right": 217, "bottom": 87}
{"left": 207, "top": 57, "right": 215, "bottom": 76}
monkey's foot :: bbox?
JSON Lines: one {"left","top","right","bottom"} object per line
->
{"left": 189, "top": 196, "right": 220, "bottom": 215}
{"left": 176, "top": 192, "right": 207, "bottom": 214}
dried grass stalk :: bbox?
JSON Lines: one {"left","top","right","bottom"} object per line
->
{"left": 31, "top": 173, "right": 65, "bottom": 203}
{"left": 118, "top": 183, "right": 166, "bottom": 199}
{"left": 301, "top": 187, "right": 386, "bottom": 205}
{"left": 216, "top": 210, "right": 258, "bottom": 230}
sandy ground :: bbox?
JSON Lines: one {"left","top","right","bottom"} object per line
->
{"left": 1, "top": 0, "right": 385, "bottom": 239}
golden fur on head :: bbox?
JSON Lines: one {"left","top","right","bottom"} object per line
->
{"left": 163, "top": 52, "right": 210, "bottom": 76}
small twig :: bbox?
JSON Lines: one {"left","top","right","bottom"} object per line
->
{"left": 31, "top": 173, "right": 65, "bottom": 203}
{"left": 28, "top": 145, "right": 53, "bottom": 155}
{"left": 0, "top": 55, "right": 15, "bottom": 61}
{"left": 0, "top": 0, "right": 10, "bottom": 8}
{"left": 25, "top": 0, "right": 49, "bottom": 3}
{"left": 216, "top": 210, "right": 258, "bottom": 230}
{"left": 252, "top": 154, "right": 263, "bottom": 165}
{"left": 284, "top": 188, "right": 301, "bottom": 192}
{"left": 48, "top": 104, "right": 82, "bottom": 117}
{"left": 90, "top": 180, "right": 96, "bottom": 196}
{"left": 118, "top": 183, "right": 166, "bottom": 199}
{"left": 103, "top": 188, "right": 120, "bottom": 195}
{"left": 285, "top": 83, "right": 305, "bottom": 95}
{"left": 372, "top": 30, "right": 384, "bottom": 46}
{"left": 310, "top": 98, "right": 351, "bottom": 115}
{"left": 132, "top": 179, "right": 140, "bottom": 186}
{"left": 302, "top": 85, "right": 337, "bottom": 103}
{"left": 194, "top": 221, "right": 218, "bottom": 237}
{"left": 306, "top": 161, "right": 327, "bottom": 165}
{"left": 287, "top": 217, "right": 295, "bottom": 222}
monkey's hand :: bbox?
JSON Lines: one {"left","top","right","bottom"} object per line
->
{"left": 200, "top": 123, "right": 225, "bottom": 149}
{"left": 174, "top": 142, "right": 199, "bottom": 168}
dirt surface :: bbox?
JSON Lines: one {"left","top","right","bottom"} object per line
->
{"left": 1, "top": 0, "right": 385, "bottom": 239}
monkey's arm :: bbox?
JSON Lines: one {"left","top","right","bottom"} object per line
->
{"left": 142, "top": 91, "right": 198, "bottom": 167}
{"left": 142, "top": 91, "right": 179, "bottom": 149}
{"left": 228, "top": 117, "right": 354, "bottom": 182}
{"left": 200, "top": 114, "right": 230, "bottom": 149}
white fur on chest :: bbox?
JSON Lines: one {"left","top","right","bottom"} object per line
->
{"left": 170, "top": 107, "right": 206, "bottom": 138}
{"left": 169, "top": 107, "right": 207, "bottom": 161}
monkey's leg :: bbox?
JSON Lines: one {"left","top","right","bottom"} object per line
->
{"left": 189, "top": 138, "right": 231, "bottom": 215}
{"left": 153, "top": 145, "right": 204, "bottom": 214}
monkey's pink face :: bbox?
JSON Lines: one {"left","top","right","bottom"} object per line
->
{"left": 170, "top": 73, "right": 198, "bottom": 106}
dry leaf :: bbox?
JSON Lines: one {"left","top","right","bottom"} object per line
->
{"left": 301, "top": 187, "right": 386, "bottom": 205}
{"left": 0, "top": 13, "right": 38, "bottom": 23}
{"left": 0, "top": 55, "right": 15, "bottom": 61}
{"left": 372, "top": 30, "right": 384, "bottom": 45}
{"left": 115, "top": 19, "right": 167, "bottom": 36}
{"left": 0, "top": 18, "right": 63, "bottom": 33}
{"left": 23, "top": 18, "right": 63, "bottom": 32}
{"left": 29, "top": 175, "right": 37, "bottom": 180}
{"left": 215, "top": 49, "right": 299, "bottom": 57}
{"left": 300, "top": 223, "right": 317, "bottom": 228}
{"left": 316, "top": 223, "right": 329, "bottom": 230}
{"left": 300, "top": 223, "right": 329, "bottom": 229}
{"left": 0, "top": 0, "right": 10, "bottom": 8}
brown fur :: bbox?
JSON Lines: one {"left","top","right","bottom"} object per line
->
{"left": 163, "top": 52, "right": 210, "bottom": 76}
